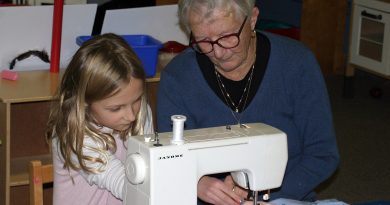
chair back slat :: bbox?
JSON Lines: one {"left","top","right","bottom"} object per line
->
{"left": 29, "top": 160, "right": 53, "bottom": 205}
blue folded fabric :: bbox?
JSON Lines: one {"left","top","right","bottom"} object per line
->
{"left": 270, "top": 198, "right": 349, "bottom": 205}
{"left": 354, "top": 201, "right": 390, "bottom": 205}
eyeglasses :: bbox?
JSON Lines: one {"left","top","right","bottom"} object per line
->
{"left": 190, "top": 16, "right": 248, "bottom": 54}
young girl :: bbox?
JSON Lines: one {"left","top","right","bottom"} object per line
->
{"left": 46, "top": 33, "right": 154, "bottom": 205}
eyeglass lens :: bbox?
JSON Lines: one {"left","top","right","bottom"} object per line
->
{"left": 190, "top": 16, "right": 248, "bottom": 54}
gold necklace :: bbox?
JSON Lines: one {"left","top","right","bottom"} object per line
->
{"left": 214, "top": 63, "right": 255, "bottom": 114}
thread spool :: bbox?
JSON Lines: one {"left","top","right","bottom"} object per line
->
{"left": 171, "top": 115, "right": 186, "bottom": 145}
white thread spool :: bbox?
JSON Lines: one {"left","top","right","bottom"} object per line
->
{"left": 171, "top": 115, "right": 186, "bottom": 145}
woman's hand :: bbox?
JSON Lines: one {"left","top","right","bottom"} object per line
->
{"left": 197, "top": 176, "right": 242, "bottom": 205}
{"left": 224, "top": 175, "right": 272, "bottom": 205}
{"left": 224, "top": 175, "right": 249, "bottom": 199}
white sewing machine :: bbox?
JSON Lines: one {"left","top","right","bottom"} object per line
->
{"left": 124, "top": 115, "right": 288, "bottom": 205}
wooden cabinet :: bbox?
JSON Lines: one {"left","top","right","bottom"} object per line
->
{"left": 300, "top": 0, "right": 348, "bottom": 76}
{"left": 0, "top": 70, "right": 159, "bottom": 205}
{"left": 156, "top": 0, "right": 178, "bottom": 5}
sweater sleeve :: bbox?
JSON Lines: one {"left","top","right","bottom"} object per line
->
{"left": 76, "top": 107, "right": 155, "bottom": 200}
{"left": 272, "top": 50, "right": 340, "bottom": 200}
{"left": 77, "top": 138, "right": 125, "bottom": 200}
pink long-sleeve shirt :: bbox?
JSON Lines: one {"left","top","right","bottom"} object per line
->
{"left": 52, "top": 111, "right": 153, "bottom": 205}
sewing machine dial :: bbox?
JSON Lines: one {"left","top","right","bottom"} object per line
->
{"left": 125, "top": 153, "right": 146, "bottom": 184}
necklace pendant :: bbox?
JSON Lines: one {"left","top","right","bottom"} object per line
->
{"left": 235, "top": 108, "right": 239, "bottom": 112}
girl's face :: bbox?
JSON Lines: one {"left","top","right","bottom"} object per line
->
{"left": 89, "top": 78, "right": 144, "bottom": 132}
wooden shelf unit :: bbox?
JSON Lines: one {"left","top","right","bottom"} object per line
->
{"left": 0, "top": 70, "right": 59, "bottom": 205}
{"left": 0, "top": 70, "right": 160, "bottom": 205}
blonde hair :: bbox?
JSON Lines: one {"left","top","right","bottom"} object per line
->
{"left": 47, "top": 33, "right": 149, "bottom": 173}
{"left": 178, "top": 0, "right": 256, "bottom": 33}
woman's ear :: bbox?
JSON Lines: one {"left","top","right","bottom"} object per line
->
{"left": 250, "top": 7, "right": 260, "bottom": 31}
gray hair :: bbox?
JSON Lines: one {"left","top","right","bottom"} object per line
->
{"left": 178, "top": 0, "right": 256, "bottom": 34}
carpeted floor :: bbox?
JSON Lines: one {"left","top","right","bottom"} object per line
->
{"left": 316, "top": 70, "right": 390, "bottom": 204}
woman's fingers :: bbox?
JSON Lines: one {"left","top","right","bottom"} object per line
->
{"left": 232, "top": 184, "right": 250, "bottom": 199}
{"left": 198, "top": 176, "right": 241, "bottom": 205}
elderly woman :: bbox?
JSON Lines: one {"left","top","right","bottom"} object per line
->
{"left": 157, "top": 0, "right": 339, "bottom": 205}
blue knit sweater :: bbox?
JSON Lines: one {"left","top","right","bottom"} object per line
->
{"left": 157, "top": 32, "right": 339, "bottom": 201}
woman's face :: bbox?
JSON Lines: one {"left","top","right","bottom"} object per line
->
{"left": 89, "top": 78, "right": 144, "bottom": 132}
{"left": 189, "top": 7, "right": 259, "bottom": 73}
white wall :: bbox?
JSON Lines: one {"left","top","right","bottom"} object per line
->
{"left": 0, "top": 4, "right": 96, "bottom": 71}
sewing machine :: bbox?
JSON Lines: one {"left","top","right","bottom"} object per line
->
{"left": 124, "top": 115, "right": 288, "bottom": 205}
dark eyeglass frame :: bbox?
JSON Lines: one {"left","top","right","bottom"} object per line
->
{"left": 189, "top": 16, "right": 248, "bottom": 54}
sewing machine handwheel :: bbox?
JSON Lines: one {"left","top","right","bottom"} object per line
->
{"left": 125, "top": 153, "right": 146, "bottom": 184}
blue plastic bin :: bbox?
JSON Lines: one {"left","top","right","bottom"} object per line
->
{"left": 76, "top": 35, "right": 162, "bottom": 77}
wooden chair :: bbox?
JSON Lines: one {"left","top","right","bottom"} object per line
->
{"left": 29, "top": 160, "right": 53, "bottom": 205}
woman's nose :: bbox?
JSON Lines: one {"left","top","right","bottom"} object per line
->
{"left": 212, "top": 44, "right": 225, "bottom": 58}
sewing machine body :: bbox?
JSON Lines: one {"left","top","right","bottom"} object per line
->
{"left": 123, "top": 123, "right": 288, "bottom": 205}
